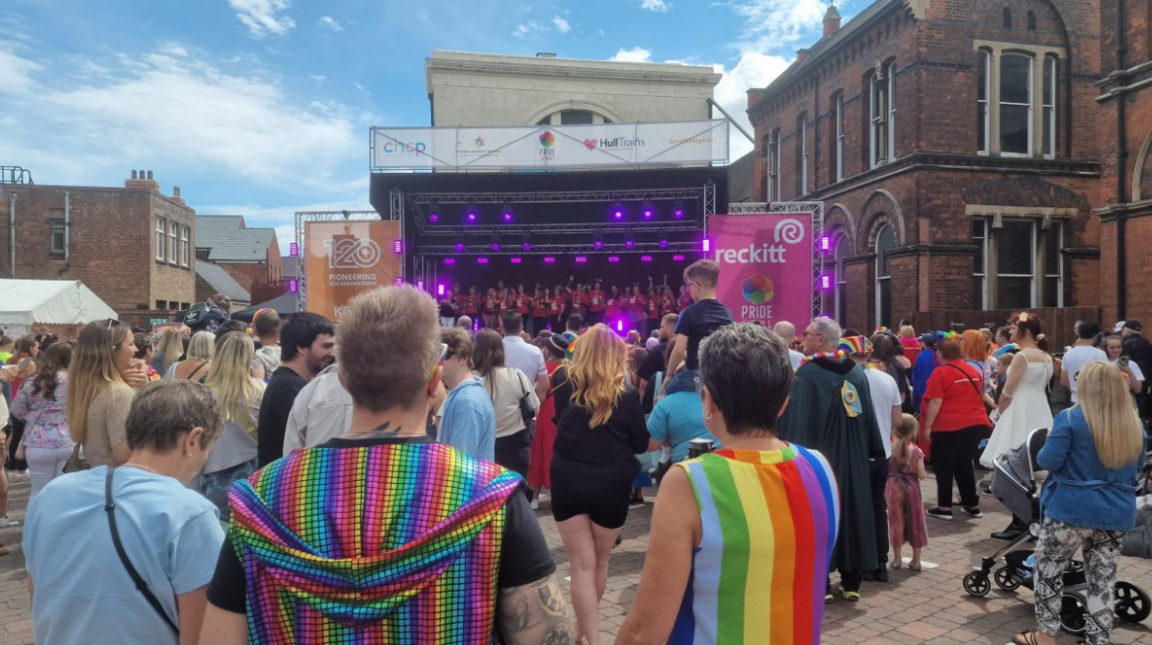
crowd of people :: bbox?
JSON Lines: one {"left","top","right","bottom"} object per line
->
{"left": 0, "top": 270, "right": 1146, "bottom": 644}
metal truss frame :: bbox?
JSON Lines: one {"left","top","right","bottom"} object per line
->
{"left": 417, "top": 242, "right": 700, "bottom": 256}
{"left": 709, "top": 202, "right": 825, "bottom": 320}
{"left": 293, "top": 209, "right": 387, "bottom": 312}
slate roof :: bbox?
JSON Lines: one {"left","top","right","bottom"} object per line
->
{"left": 194, "top": 261, "right": 251, "bottom": 304}
{"left": 195, "top": 215, "right": 275, "bottom": 262}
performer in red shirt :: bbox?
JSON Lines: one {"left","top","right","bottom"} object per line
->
{"left": 660, "top": 285, "right": 676, "bottom": 317}
{"left": 604, "top": 286, "right": 621, "bottom": 330}
{"left": 531, "top": 288, "right": 549, "bottom": 337}
{"left": 450, "top": 284, "right": 464, "bottom": 319}
{"left": 677, "top": 283, "right": 692, "bottom": 312}
{"left": 548, "top": 290, "right": 565, "bottom": 332}
{"left": 626, "top": 285, "right": 646, "bottom": 336}
{"left": 464, "top": 286, "right": 480, "bottom": 317}
{"left": 482, "top": 288, "right": 498, "bottom": 330}
{"left": 588, "top": 281, "right": 606, "bottom": 326}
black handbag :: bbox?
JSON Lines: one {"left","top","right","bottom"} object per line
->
{"left": 104, "top": 468, "right": 179, "bottom": 634}
{"left": 515, "top": 371, "right": 537, "bottom": 442}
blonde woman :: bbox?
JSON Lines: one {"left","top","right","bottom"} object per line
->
{"left": 66, "top": 320, "right": 142, "bottom": 467}
{"left": 1015, "top": 361, "right": 1146, "bottom": 645}
{"left": 200, "top": 332, "right": 264, "bottom": 519}
{"left": 549, "top": 324, "right": 649, "bottom": 645}
{"left": 167, "top": 331, "right": 215, "bottom": 382}
{"left": 151, "top": 327, "right": 185, "bottom": 376}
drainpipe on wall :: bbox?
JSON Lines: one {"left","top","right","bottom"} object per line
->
{"left": 7, "top": 191, "right": 15, "bottom": 278}
{"left": 57, "top": 191, "right": 71, "bottom": 278}
{"left": 1116, "top": 0, "right": 1129, "bottom": 319}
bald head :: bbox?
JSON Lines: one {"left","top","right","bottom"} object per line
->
{"left": 772, "top": 321, "right": 797, "bottom": 344}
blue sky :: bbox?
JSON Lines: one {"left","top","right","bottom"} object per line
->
{"left": 0, "top": 0, "right": 853, "bottom": 247}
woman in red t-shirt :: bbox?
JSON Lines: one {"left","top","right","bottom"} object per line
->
{"left": 604, "top": 286, "right": 621, "bottom": 329}
{"left": 531, "top": 289, "right": 550, "bottom": 337}
{"left": 660, "top": 286, "right": 676, "bottom": 317}
{"left": 921, "top": 337, "right": 996, "bottom": 521}
{"left": 548, "top": 291, "right": 565, "bottom": 332}
{"left": 588, "top": 281, "right": 606, "bottom": 326}
{"left": 482, "top": 288, "right": 499, "bottom": 330}
{"left": 626, "top": 286, "right": 646, "bottom": 334}
{"left": 644, "top": 287, "right": 660, "bottom": 337}
{"left": 464, "top": 287, "right": 480, "bottom": 317}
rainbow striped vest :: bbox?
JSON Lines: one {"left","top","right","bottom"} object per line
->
{"left": 229, "top": 442, "right": 522, "bottom": 644}
{"left": 670, "top": 445, "right": 840, "bottom": 645}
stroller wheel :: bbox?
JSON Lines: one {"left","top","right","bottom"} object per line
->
{"left": 963, "top": 572, "right": 991, "bottom": 597}
{"left": 1059, "top": 593, "right": 1087, "bottom": 636}
{"left": 994, "top": 567, "right": 1022, "bottom": 591}
{"left": 1114, "top": 581, "right": 1152, "bottom": 623}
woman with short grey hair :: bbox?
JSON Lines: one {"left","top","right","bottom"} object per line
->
{"left": 617, "top": 323, "right": 841, "bottom": 644}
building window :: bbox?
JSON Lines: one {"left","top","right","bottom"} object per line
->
{"left": 767, "top": 128, "right": 781, "bottom": 201}
{"left": 1000, "top": 53, "right": 1033, "bottom": 156}
{"left": 156, "top": 300, "right": 167, "bottom": 311}
{"left": 972, "top": 218, "right": 1064, "bottom": 309}
{"left": 1042, "top": 55, "right": 1056, "bottom": 158}
{"left": 536, "top": 109, "right": 611, "bottom": 125}
{"left": 180, "top": 226, "right": 190, "bottom": 267}
{"left": 977, "top": 50, "right": 991, "bottom": 153}
{"left": 1027, "top": 11, "right": 1036, "bottom": 30}
{"left": 834, "top": 94, "right": 845, "bottom": 182}
{"left": 168, "top": 222, "right": 178, "bottom": 265}
{"left": 799, "top": 114, "right": 809, "bottom": 195}
{"left": 874, "top": 224, "right": 896, "bottom": 329}
{"left": 870, "top": 63, "right": 895, "bottom": 168}
{"left": 834, "top": 234, "right": 851, "bottom": 327}
{"left": 49, "top": 218, "right": 66, "bottom": 258}
{"left": 156, "top": 218, "right": 166, "bottom": 262}
{"left": 1003, "top": 7, "right": 1012, "bottom": 28}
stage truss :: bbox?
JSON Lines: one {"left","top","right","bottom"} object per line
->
{"left": 293, "top": 210, "right": 389, "bottom": 312}
{"left": 719, "top": 202, "right": 825, "bottom": 320}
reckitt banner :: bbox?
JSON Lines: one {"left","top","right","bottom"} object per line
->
{"left": 305, "top": 220, "right": 401, "bottom": 320}
{"left": 709, "top": 213, "right": 814, "bottom": 328}
{"left": 371, "top": 120, "right": 728, "bottom": 169}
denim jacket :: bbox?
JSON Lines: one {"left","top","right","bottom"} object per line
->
{"left": 1037, "top": 406, "right": 1141, "bottom": 532}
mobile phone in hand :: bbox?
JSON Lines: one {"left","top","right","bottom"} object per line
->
{"left": 1120, "top": 356, "right": 1131, "bottom": 368}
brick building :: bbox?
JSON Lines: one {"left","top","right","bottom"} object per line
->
{"left": 748, "top": 0, "right": 1102, "bottom": 332}
{"left": 0, "top": 170, "right": 196, "bottom": 329}
{"left": 194, "top": 215, "right": 283, "bottom": 304}
{"left": 1097, "top": 0, "right": 1152, "bottom": 325}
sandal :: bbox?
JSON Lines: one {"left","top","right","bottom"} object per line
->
{"left": 910, "top": 561, "right": 922, "bottom": 571}
{"left": 891, "top": 559, "right": 902, "bottom": 570}
{"left": 1012, "top": 630, "right": 1041, "bottom": 645}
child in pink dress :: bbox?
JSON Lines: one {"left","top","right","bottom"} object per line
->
{"left": 886, "top": 413, "right": 929, "bottom": 570}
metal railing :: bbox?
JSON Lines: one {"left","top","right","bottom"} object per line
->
{"left": 0, "top": 166, "right": 33, "bottom": 184}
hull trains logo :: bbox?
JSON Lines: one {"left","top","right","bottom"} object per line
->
{"left": 583, "top": 137, "right": 645, "bottom": 151}
{"left": 326, "top": 235, "right": 381, "bottom": 270}
{"left": 539, "top": 131, "right": 556, "bottom": 162}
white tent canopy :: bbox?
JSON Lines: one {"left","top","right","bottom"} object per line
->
{"left": 0, "top": 279, "right": 118, "bottom": 328}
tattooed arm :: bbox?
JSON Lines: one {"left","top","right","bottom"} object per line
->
{"left": 498, "top": 574, "right": 574, "bottom": 645}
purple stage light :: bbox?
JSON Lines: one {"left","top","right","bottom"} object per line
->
{"left": 466, "top": 211, "right": 478, "bottom": 223}
{"left": 594, "top": 239, "right": 603, "bottom": 250}
{"left": 511, "top": 257, "right": 522, "bottom": 264}
{"left": 612, "top": 205, "right": 625, "bottom": 221}
{"left": 502, "top": 210, "right": 513, "bottom": 223}
{"left": 575, "top": 256, "right": 587, "bottom": 264}
{"left": 702, "top": 238, "right": 711, "bottom": 253}
{"left": 658, "top": 238, "right": 668, "bottom": 249}
{"left": 643, "top": 208, "right": 653, "bottom": 220}
{"left": 288, "top": 278, "right": 298, "bottom": 293}
{"left": 672, "top": 254, "right": 685, "bottom": 261}
{"left": 640, "top": 256, "right": 653, "bottom": 262}
{"left": 617, "top": 320, "right": 624, "bottom": 332}
{"left": 437, "top": 284, "right": 446, "bottom": 296}
{"left": 393, "top": 239, "right": 403, "bottom": 254}
{"left": 429, "top": 213, "right": 440, "bottom": 223}
{"left": 543, "top": 257, "right": 556, "bottom": 264}
{"left": 444, "top": 258, "right": 456, "bottom": 265}
{"left": 820, "top": 236, "right": 831, "bottom": 252}
{"left": 608, "top": 256, "right": 620, "bottom": 263}
{"left": 454, "top": 242, "right": 465, "bottom": 252}
{"left": 820, "top": 274, "right": 832, "bottom": 290}
{"left": 492, "top": 241, "right": 501, "bottom": 251}
{"left": 673, "top": 208, "right": 684, "bottom": 219}
{"left": 477, "top": 257, "right": 489, "bottom": 264}
{"left": 395, "top": 277, "right": 403, "bottom": 286}
{"left": 625, "top": 239, "right": 634, "bottom": 250}
{"left": 289, "top": 243, "right": 299, "bottom": 257}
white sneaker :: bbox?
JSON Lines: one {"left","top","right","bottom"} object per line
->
{"left": 530, "top": 498, "right": 539, "bottom": 510}
{"left": 0, "top": 517, "right": 19, "bottom": 528}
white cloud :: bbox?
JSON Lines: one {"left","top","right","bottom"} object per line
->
{"left": 727, "top": 0, "right": 826, "bottom": 53}
{"left": 609, "top": 47, "right": 652, "bottom": 63}
{"left": 512, "top": 20, "right": 547, "bottom": 39}
{"left": 318, "top": 16, "right": 343, "bottom": 33}
{"left": 711, "top": 52, "right": 792, "bottom": 157}
{"left": 229, "top": 0, "right": 296, "bottom": 38}
{"left": 0, "top": 45, "right": 42, "bottom": 95}
{"left": 640, "top": 0, "right": 672, "bottom": 12}
{"left": 552, "top": 16, "right": 571, "bottom": 33}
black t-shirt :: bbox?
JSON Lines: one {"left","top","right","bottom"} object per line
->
{"left": 206, "top": 435, "right": 555, "bottom": 614}
{"left": 550, "top": 369, "right": 650, "bottom": 465}
{"left": 638, "top": 340, "right": 668, "bottom": 413}
{"left": 673, "top": 299, "right": 734, "bottom": 370}
{"left": 438, "top": 301, "right": 455, "bottom": 318}
{"left": 256, "top": 366, "right": 308, "bottom": 467}
{"left": 1123, "top": 335, "right": 1152, "bottom": 386}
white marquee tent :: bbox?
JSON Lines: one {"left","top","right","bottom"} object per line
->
{"left": 0, "top": 280, "right": 118, "bottom": 334}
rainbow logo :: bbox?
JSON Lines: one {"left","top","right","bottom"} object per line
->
{"left": 539, "top": 131, "right": 555, "bottom": 148}
{"left": 741, "top": 274, "right": 774, "bottom": 304}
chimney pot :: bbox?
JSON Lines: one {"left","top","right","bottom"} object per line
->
{"left": 823, "top": 4, "right": 842, "bottom": 37}
{"left": 131, "top": 170, "right": 138, "bottom": 180}
{"left": 174, "top": 186, "right": 181, "bottom": 197}
{"left": 797, "top": 48, "right": 810, "bottom": 64}
{"left": 147, "top": 170, "right": 153, "bottom": 181}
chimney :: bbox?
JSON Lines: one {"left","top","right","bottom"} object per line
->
{"left": 125, "top": 168, "right": 160, "bottom": 193}
{"left": 171, "top": 186, "right": 185, "bottom": 205}
{"left": 796, "top": 48, "right": 810, "bottom": 64}
{"left": 823, "top": 4, "right": 842, "bottom": 37}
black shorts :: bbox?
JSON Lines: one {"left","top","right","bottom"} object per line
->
{"left": 550, "top": 454, "right": 638, "bottom": 529}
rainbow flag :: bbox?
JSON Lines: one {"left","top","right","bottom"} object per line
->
{"left": 669, "top": 445, "right": 839, "bottom": 645}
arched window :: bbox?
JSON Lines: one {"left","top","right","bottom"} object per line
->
{"left": 1003, "top": 7, "right": 1012, "bottom": 28}
{"left": 833, "top": 233, "right": 852, "bottom": 327}
{"left": 536, "top": 109, "right": 612, "bottom": 125}
{"left": 874, "top": 224, "right": 896, "bottom": 329}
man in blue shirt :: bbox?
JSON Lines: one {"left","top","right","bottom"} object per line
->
{"left": 438, "top": 327, "right": 496, "bottom": 461}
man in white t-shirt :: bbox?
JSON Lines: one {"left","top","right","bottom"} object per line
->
{"left": 773, "top": 321, "right": 806, "bottom": 369}
{"left": 842, "top": 335, "right": 902, "bottom": 583}
{"left": 1060, "top": 322, "right": 1109, "bottom": 404}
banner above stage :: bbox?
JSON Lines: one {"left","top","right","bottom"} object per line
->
{"left": 708, "top": 212, "right": 815, "bottom": 328}
{"left": 371, "top": 120, "right": 729, "bottom": 170}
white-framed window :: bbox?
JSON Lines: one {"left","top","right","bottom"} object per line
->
{"left": 874, "top": 224, "right": 896, "bottom": 329}
{"left": 870, "top": 63, "right": 895, "bottom": 168}
{"left": 1042, "top": 55, "right": 1057, "bottom": 158}
{"left": 1000, "top": 53, "right": 1033, "bottom": 156}
{"left": 180, "top": 226, "right": 190, "bottom": 267}
{"left": 767, "top": 128, "right": 781, "bottom": 201}
{"left": 835, "top": 94, "right": 845, "bottom": 182}
{"left": 833, "top": 233, "right": 851, "bottom": 327}
{"left": 972, "top": 218, "right": 1064, "bottom": 309}
{"left": 168, "top": 221, "right": 178, "bottom": 265}
{"left": 799, "top": 115, "right": 809, "bottom": 195}
{"left": 156, "top": 218, "right": 166, "bottom": 262}
{"left": 977, "top": 50, "right": 991, "bottom": 154}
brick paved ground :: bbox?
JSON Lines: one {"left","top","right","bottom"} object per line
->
{"left": 0, "top": 474, "right": 1149, "bottom": 644}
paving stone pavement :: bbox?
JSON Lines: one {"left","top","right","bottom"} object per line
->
{"left": 0, "top": 473, "right": 1149, "bottom": 644}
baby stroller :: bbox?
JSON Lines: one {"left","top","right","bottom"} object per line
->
{"left": 962, "top": 428, "right": 1152, "bottom": 636}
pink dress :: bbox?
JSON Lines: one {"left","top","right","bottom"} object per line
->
{"left": 885, "top": 445, "right": 928, "bottom": 549}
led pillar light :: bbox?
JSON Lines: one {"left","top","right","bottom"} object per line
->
{"left": 477, "top": 257, "right": 489, "bottom": 264}
{"left": 416, "top": 280, "right": 425, "bottom": 291}
{"left": 672, "top": 254, "right": 685, "bottom": 261}
{"left": 702, "top": 238, "right": 711, "bottom": 253}
{"left": 444, "top": 257, "right": 456, "bottom": 265}
{"left": 543, "top": 257, "right": 556, "bottom": 264}
{"left": 437, "top": 284, "right": 446, "bottom": 296}
{"left": 394, "top": 277, "right": 403, "bottom": 286}
{"left": 393, "top": 239, "right": 403, "bottom": 254}
{"left": 820, "top": 274, "right": 832, "bottom": 290}
{"left": 289, "top": 242, "right": 299, "bottom": 257}
{"left": 820, "top": 236, "right": 832, "bottom": 252}
{"left": 288, "top": 279, "right": 298, "bottom": 293}
{"left": 575, "top": 256, "right": 587, "bottom": 264}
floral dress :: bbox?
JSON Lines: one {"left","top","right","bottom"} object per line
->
{"left": 885, "top": 444, "right": 928, "bottom": 549}
{"left": 11, "top": 376, "right": 73, "bottom": 450}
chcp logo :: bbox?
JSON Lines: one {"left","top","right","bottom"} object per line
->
{"left": 381, "top": 140, "right": 427, "bottom": 155}
{"left": 326, "top": 236, "right": 381, "bottom": 269}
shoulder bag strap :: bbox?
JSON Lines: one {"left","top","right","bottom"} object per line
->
{"left": 186, "top": 361, "right": 208, "bottom": 381}
{"left": 943, "top": 363, "right": 985, "bottom": 403}
{"left": 104, "top": 468, "right": 180, "bottom": 634}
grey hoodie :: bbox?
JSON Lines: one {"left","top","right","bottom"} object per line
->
{"left": 282, "top": 364, "right": 353, "bottom": 454}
